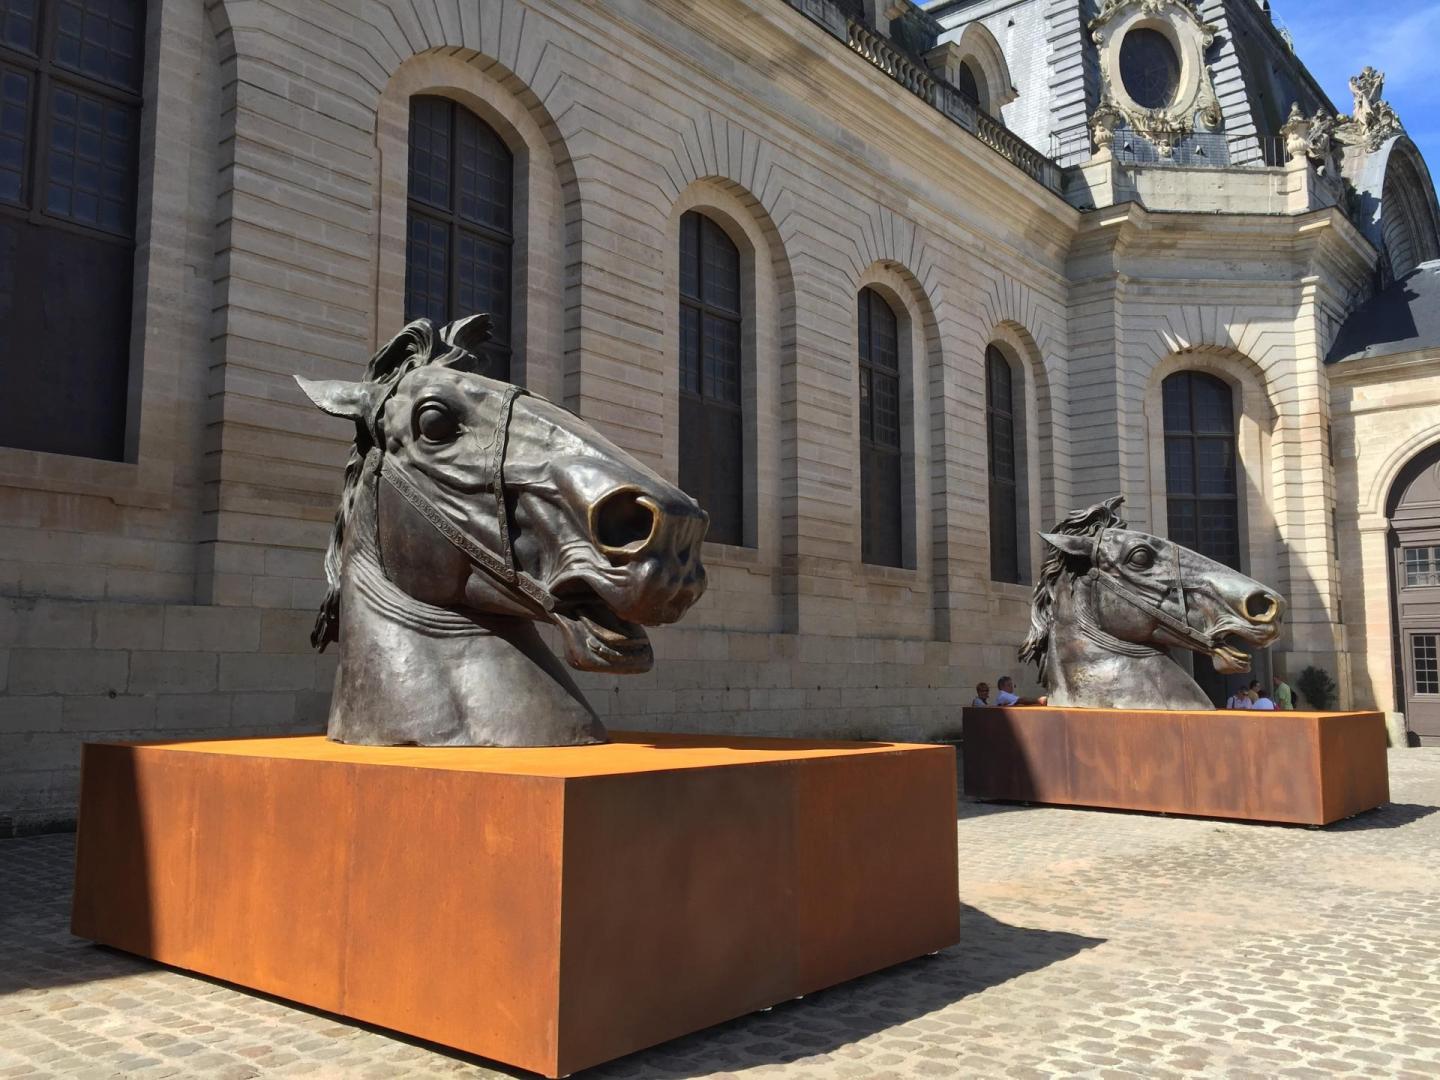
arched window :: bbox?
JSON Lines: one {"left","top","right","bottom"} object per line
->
{"left": 405, "top": 95, "right": 513, "bottom": 380}
{"left": 677, "top": 210, "right": 743, "bottom": 545}
{"left": 987, "top": 345, "right": 1021, "bottom": 584}
{"left": 858, "top": 286, "right": 902, "bottom": 567}
{"left": 0, "top": 0, "right": 145, "bottom": 460}
{"left": 956, "top": 61, "right": 982, "bottom": 107}
{"left": 1162, "top": 371, "right": 1241, "bottom": 570}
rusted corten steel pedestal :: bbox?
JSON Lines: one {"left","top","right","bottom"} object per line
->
{"left": 72, "top": 733, "right": 959, "bottom": 1078}
{"left": 962, "top": 707, "right": 1389, "bottom": 825}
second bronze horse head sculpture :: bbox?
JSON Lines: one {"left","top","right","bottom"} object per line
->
{"left": 297, "top": 315, "right": 709, "bottom": 746}
{"left": 1021, "top": 498, "right": 1285, "bottom": 710}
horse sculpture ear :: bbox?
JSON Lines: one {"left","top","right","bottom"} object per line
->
{"left": 294, "top": 376, "right": 374, "bottom": 422}
{"left": 1040, "top": 532, "right": 1094, "bottom": 561}
{"left": 441, "top": 313, "right": 493, "bottom": 357}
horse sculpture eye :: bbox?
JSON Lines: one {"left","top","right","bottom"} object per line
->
{"left": 416, "top": 403, "right": 460, "bottom": 444}
{"left": 1127, "top": 548, "right": 1155, "bottom": 569}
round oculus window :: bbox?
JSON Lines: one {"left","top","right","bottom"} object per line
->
{"left": 1119, "top": 28, "right": 1181, "bottom": 110}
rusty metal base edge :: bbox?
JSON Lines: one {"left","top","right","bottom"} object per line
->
{"left": 961, "top": 707, "right": 1390, "bottom": 826}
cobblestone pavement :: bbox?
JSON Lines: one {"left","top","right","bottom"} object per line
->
{"left": 3, "top": 749, "right": 1439, "bottom": 1079}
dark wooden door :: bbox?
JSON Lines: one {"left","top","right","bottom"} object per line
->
{"left": 1390, "top": 445, "right": 1440, "bottom": 744}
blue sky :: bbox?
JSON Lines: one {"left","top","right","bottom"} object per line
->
{"left": 1274, "top": 0, "right": 1440, "bottom": 175}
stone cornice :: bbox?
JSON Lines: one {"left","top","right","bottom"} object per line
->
{"left": 1069, "top": 203, "right": 1377, "bottom": 290}
{"left": 1326, "top": 348, "right": 1440, "bottom": 385}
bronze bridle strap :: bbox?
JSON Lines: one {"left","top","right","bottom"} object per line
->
{"left": 377, "top": 385, "right": 557, "bottom": 614}
{"left": 1086, "top": 529, "right": 1214, "bottom": 653}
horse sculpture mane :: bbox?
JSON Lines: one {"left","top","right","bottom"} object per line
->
{"left": 296, "top": 315, "right": 709, "bottom": 747}
{"left": 1019, "top": 497, "right": 1286, "bottom": 711}
{"left": 1019, "top": 496, "right": 1128, "bottom": 687}
{"left": 310, "top": 318, "right": 466, "bottom": 652}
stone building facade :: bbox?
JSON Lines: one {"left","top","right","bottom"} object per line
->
{"left": 2, "top": 0, "right": 1439, "bottom": 830}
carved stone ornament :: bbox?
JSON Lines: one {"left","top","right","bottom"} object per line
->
{"left": 296, "top": 315, "right": 710, "bottom": 747}
{"left": 1020, "top": 498, "right": 1286, "bottom": 711}
{"left": 1280, "top": 103, "right": 1340, "bottom": 175}
{"left": 1090, "top": 101, "right": 1125, "bottom": 151}
{"left": 1090, "top": 0, "right": 1222, "bottom": 157}
{"left": 1334, "top": 66, "right": 1405, "bottom": 152}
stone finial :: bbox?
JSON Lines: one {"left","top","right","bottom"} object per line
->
{"left": 1350, "top": 67, "right": 1386, "bottom": 127}
{"left": 1282, "top": 104, "right": 1340, "bottom": 175}
{"left": 1090, "top": 102, "right": 1124, "bottom": 151}
{"left": 1281, "top": 102, "right": 1309, "bottom": 160}
{"left": 1336, "top": 67, "right": 1404, "bottom": 152}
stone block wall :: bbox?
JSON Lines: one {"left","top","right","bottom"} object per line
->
{"left": 1331, "top": 351, "right": 1440, "bottom": 716}
{"left": 0, "top": 0, "right": 1378, "bottom": 830}
{"left": 0, "top": 598, "right": 327, "bottom": 833}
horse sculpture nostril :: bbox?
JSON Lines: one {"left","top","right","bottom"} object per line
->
{"left": 592, "top": 488, "right": 659, "bottom": 554}
{"left": 1246, "top": 591, "right": 1280, "bottom": 623}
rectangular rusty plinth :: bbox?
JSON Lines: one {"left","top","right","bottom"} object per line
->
{"left": 71, "top": 733, "right": 959, "bottom": 1078}
{"left": 962, "top": 707, "right": 1389, "bottom": 825}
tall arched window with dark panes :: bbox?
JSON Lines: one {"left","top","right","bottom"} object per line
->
{"left": 677, "top": 210, "right": 744, "bottom": 546}
{"left": 0, "top": 0, "right": 145, "bottom": 460}
{"left": 405, "top": 95, "right": 513, "bottom": 380}
{"left": 1163, "top": 371, "right": 1240, "bottom": 569}
{"left": 1164, "top": 371, "right": 1243, "bottom": 704}
{"left": 987, "top": 345, "right": 1021, "bottom": 584}
{"left": 858, "top": 287, "right": 902, "bottom": 567}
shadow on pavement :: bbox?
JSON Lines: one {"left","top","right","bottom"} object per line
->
{"left": 3, "top": 834, "right": 1104, "bottom": 1077}
{"left": 1325, "top": 802, "right": 1438, "bottom": 831}
{"left": 0, "top": 834, "right": 156, "bottom": 997}
{"left": 589, "top": 904, "right": 1105, "bottom": 1078}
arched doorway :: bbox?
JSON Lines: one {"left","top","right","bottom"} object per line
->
{"left": 1389, "top": 441, "right": 1440, "bottom": 744}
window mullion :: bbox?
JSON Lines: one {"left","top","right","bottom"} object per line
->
{"left": 694, "top": 235, "right": 705, "bottom": 403}
{"left": 31, "top": 0, "right": 54, "bottom": 225}
{"left": 28, "top": 62, "right": 49, "bottom": 227}
{"left": 45, "top": 64, "right": 140, "bottom": 107}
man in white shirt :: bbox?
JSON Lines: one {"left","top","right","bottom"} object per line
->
{"left": 994, "top": 675, "right": 1043, "bottom": 706}
{"left": 1226, "top": 690, "right": 1252, "bottom": 709}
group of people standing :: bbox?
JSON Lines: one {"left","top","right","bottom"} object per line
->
{"left": 966, "top": 674, "right": 1297, "bottom": 710}
{"left": 1225, "top": 675, "right": 1296, "bottom": 711}
{"left": 969, "top": 677, "right": 1044, "bottom": 708}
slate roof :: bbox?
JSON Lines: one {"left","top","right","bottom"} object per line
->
{"left": 1327, "top": 260, "right": 1440, "bottom": 364}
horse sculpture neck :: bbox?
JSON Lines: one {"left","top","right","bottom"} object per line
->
{"left": 325, "top": 469, "right": 604, "bottom": 747}
{"left": 1045, "top": 574, "right": 1213, "bottom": 711}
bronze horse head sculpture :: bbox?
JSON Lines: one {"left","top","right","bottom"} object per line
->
{"left": 1020, "top": 498, "right": 1285, "bottom": 710}
{"left": 296, "top": 315, "right": 709, "bottom": 746}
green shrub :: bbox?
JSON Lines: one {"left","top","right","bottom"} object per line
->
{"left": 1297, "top": 666, "right": 1338, "bottom": 711}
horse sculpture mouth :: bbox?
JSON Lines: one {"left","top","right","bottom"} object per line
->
{"left": 1205, "top": 617, "right": 1281, "bottom": 675}
{"left": 1210, "top": 639, "right": 1252, "bottom": 674}
{"left": 550, "top": 583, "right": 654, "bottom": 673}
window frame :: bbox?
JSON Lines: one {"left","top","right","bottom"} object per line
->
{"left": 986, "top": 343, "right": 1023, "bottom": 585}
{"left": 404, "top": 93, "right": 514, "bottom": 380}
{"left": 1412, "top": 633, "right": 1440, "bottom": 697}
{"left": 1404, "top": 545, "right": 1440, "bottom": 589}
{"left": 0, "top": 0, "right": 143, "bottom": 245}
{"left": 677, "top": 208, "right": 746, "bottom": 547}
{"left": 1162, "top": 370, "right": 1242, "bottom": 571}
{"left": 0, "top": 0, "right": 146, "bottom": 463}
{"left": 857, "top": 284, "right": 903, "bottom": 568}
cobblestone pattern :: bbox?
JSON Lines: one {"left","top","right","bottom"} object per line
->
{"left": 2, "top": 750, "right": 1439, "bottom": 1079}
